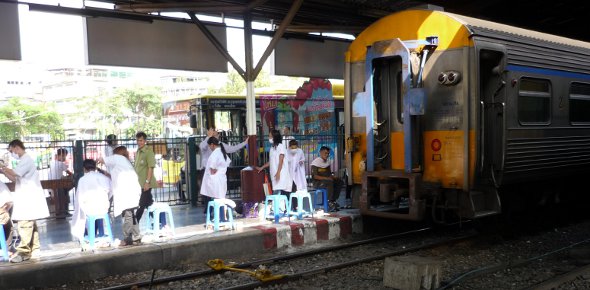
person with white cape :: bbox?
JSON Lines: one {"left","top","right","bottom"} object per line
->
{"left": 70, "top": 159, "right": 112, "bottom": 247}
{"left": 287, "top": 139, "right": 307, "bottom": 192}
{"left": 311, "top": 146, "right": 343, "bottom": 212}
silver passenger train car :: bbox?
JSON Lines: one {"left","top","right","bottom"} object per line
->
{"left": 344, "top": 9, "right": 590, "bottom": 221}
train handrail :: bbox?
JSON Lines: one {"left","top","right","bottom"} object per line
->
{"left": 499, "top": 102, "right": 506, "bottom": 173}
{"left": 480, "top": 100, "right": 485, "bottom": 173}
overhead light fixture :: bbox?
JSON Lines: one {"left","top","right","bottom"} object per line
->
{"left": 27, "top": 3, "right": 154, "bottom": 23}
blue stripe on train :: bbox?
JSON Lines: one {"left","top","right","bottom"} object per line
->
{"left": 507, "top": 65, "right": 590, "bottom": 80}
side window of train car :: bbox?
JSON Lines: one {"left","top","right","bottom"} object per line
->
{"left": 518, "top": 77, "right": 551, "bottom": 125}
{"left": 569, "top": 82, "right": 590, "bottom": 124}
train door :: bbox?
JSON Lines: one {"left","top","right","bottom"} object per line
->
{"left": 478, "top": 45, "right": 506, "bottom": 186}
{"left": 372, "top": 57, "right": 403, "bottom": 170}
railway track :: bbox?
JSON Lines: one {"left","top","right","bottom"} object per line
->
{"left": 100, "top": 225, "right": 475, "bottom": 290}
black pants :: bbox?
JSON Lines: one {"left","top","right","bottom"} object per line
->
{"left": 136, "top": 188, "right": 153, "bottom": 221}
{"left": 196, "top": 169, "right": 205, "bottom": 205}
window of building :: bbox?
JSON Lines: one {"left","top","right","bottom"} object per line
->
{"left": 570, "top": 82, "right": 590, "bottom": 123}
{"left": 518, "top": 77, "right": 551, "bottom": 124}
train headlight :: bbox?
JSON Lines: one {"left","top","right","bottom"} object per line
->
{"left": 438, "top": 71, "right": 462, "bottom": 86}
{"left": 437, "top": 72, "right": 447, "bottom": 84}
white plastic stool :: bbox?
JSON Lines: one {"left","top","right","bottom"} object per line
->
{"left": 206, "top": 199, "right": 235, "bottom": 231}
{"left": 145, "top": 202, "right": 176, "bottom": 237}
{"left": 264, "top": 194, "right": 290, "bottom": 223}
{"left": 288, "top": 190, "right": 314, "bottom": 219}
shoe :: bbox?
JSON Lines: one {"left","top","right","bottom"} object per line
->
{"left": 31, "top": 250, "right": 41, "bottom": 260}
{"left": 328, "top": 201, "right": 339, "bottom": 212}
{"left": 10, "top": 254, "right": 30, "bottom": 263}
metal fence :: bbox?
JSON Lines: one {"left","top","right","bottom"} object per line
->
{"left": 0, "top": 133, "right": 344, "bottom": 209}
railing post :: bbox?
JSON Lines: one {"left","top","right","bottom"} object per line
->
{"left": 187, "top": 136, "right": 198, "bottom": 207}
{"left": 73, "top": 140, "right": 84, "bottom": 186}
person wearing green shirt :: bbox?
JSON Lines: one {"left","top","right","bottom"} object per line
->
{"left": 134, "top": 131, "right": 157, "bottom": 222}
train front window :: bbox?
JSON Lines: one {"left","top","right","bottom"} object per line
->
{"left": 518, "top": 78, "right": 551, "bottom": 124}
{"left": 214, "top": 111, "right": 232, "bottom": 131}
{"left": 569, "top": 82, "right": 590, "bottom": 124}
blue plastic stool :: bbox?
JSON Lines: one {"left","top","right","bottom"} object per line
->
{"left": 264, "top": 194, "right": 290, "bottom": 223}
{"left": 206, "top": 199, "right": 235, "bottom": 231}
{"left": 0, "top": 224, "right": 8, "bottom": 261}
{"left": 288, "top": 190, "right": 314, "bottom": 219}
{"left": 145, "top": 202, "right": 176, "bottom": 237}
{"left": 313, "top": 188, "right": 329, "bottom": 212}
{"left": 85, "top": 213, "right": 113, "bottom": 249}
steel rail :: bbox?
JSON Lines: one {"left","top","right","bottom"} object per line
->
{"left": 99, "top": 226, "right": 441, "bottom": 290}
{"left": 221, "top": 234, "right": 477, "bottom": 290}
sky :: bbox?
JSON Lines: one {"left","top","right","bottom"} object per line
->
{"left": 14, "top": 1, "right": 274, "bottom": 79}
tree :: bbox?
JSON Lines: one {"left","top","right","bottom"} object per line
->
{"left": 0, "top": 98, "right": 63, "bottom": 141}
{"left": 115, "top": 85, "right": 163, "bottom": 137}
{"left": 84, "top": 85, "right": 163, "bottom": 138}
{"left": 216, "top": 69, "right": 272, "bottom": 94}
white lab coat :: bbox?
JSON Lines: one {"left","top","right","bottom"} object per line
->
{"left": 11, "top": 153, "right": 50, "bottom": 221}
{"left": 269, "top": 142, "right": 292, "bottom": 192}
{"left": 0, "top": 181, "right": 12, "bottom": 208}
{"left": 70, "top": 171, "right": 112, "bottom": 240}
{"left": 200, "top": 148, "right": 231, "bottom": 199}
{"left": 288, "top": 148, "right": 307, "bottom": 191}
{"left": 104, "top": 155, "right": 141, "bottom": 216}
{"left": 199, "top": 137, "right": 247, "bottom": 169}
{"left": 49, "top": 160, "right": 68, "bottom": 180}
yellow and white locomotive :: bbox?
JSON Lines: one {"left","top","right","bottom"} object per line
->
{"left": 344, "top": 9, "right": 590, "bottom": 221}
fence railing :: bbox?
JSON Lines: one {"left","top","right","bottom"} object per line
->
{"left": 0, "top": 133, "right": 344, "bottom": 210}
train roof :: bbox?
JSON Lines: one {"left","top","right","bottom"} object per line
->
{"left": 446, "top": 11, "right": 590, "bottom": 51}
{"left": 348, "top": 9, "right": 590, "bottom": 62}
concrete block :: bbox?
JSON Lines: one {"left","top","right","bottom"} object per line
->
{"left": 383, "top": 256, "right": 441, "bottom": 290}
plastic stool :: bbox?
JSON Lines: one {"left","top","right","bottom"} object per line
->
{"left": 264, "top": 194, "right": 290, "bottom": 223}
{"left": 288, "top": 190, "right": 314, "bottom": 219}
{"left": 313, "top": 188, "right": 329, "bottom": 212}
{"left": 85, "top": 213, "right": 114, "bottom": 249}
{"left": 0, "top": 224, "right": 8, "bottom": 261}
{"left": 145, "top": 202, "right": 176, "bottom": 237}
{"left": 206, "top": 199, "right": 235, "bottom": 231}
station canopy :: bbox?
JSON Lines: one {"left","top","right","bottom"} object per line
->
{"left": 2, "top": 1, "right": 588, "bottom": 77}
{"left": 95, "top": 0, "right": 590, "bottom": 42}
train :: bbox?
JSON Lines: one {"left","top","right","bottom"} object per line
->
{"left": 344, "top": 9, "right": 590, "bottom": 222}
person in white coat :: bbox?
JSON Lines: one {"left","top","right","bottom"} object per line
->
{"left": 256, "top": 129, "right": 292, "bottom": 197}
{"left": 287, "top": 139, "right": 307, "bottom": 192}
{"left": 200, "top": 137, "right": 231, "bottom": 216}
{"left": 70, "top": 159, "right": 112, "bottom": 243}
{"left": 198, "top": 128, "right": 247, "bottom": 211}
{"left": 0, "top": 139, "right": 49, "bottom": 263}
{"left": 98, "top": 146, "right": 142, "bottom": 247}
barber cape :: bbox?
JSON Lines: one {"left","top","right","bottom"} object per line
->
{"left": 70, "top": 171, "right": 112, "bottom": 241}
{"left": 311, "top": 157, "right": 331, "bottom": 168}
{"left": 0, "top": 182, "right": 12, "bottom": 208}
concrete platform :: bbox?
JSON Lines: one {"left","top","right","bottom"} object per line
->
{"left": 0, "top": 204, "right": 362, "bottom": 289}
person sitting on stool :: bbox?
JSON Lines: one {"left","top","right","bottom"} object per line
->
{"left": 311, "top": 146, "right": 342, "bottom": 212}
{"left": 70, "top": 159, "right": 112, "bottom": 245}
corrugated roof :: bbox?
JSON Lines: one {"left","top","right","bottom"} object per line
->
{"left": 446, "top": 11, "right": 590, "bottom": 50}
